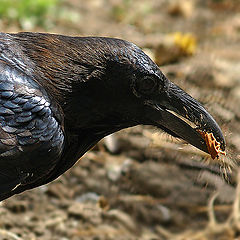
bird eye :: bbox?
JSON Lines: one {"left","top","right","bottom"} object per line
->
{"left": 137, "top": 76, "right": 157, "bottom": 95}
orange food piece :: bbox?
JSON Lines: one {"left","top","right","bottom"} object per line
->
{"left": 197, "top": 130, "right": 226, "bottom": 160}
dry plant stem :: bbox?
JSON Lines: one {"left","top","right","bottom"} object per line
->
{"left": 155, "top": 225, "right": 175, "bottom": 239}
{"left": 0, "top": 229, "right": 23, "bottom": 240}
{"left": 227, "top": 168, "right": 240, "bottom": 224}
{"left": 156, "top": 169, "right": 240, "bottom": 240}
{"left": 207, "top": 192, "right": 219, "bottom": 229}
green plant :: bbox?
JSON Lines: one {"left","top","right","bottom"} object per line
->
{"left": 111, "top": 0, "right": 153, "bottom": 28}
{"left": 0, "top": 0, "right": 60, "bottom": 29}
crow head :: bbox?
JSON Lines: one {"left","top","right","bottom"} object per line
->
{"left": 59, "top": 37, "right": 225, "bottom": 155}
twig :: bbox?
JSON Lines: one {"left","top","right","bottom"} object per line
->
{"left": 228, "top": 168, "right": 240, "bottom": 224}
{"left": 207, "top": 192, "right": 219, "bottom": 229}
{"left": 0, "top": 229, "right": 23, "bottom": 240}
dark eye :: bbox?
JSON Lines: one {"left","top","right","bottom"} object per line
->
{"left": 137, "top": 76, "right": 157, "bottom": 95}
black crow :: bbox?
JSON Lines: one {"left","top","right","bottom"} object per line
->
{"left": 0, "top": 32, "right": 225, "bottom": 200}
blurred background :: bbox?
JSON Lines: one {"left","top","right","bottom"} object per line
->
{"left": 0, "top": 0, "right": 240, "bottom": 239}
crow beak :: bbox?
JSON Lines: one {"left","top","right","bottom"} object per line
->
{"left": 144, "top": 82, "right": 225, "bottom": 154}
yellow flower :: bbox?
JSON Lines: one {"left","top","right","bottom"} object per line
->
{"left": 172, "top": 32, "right": 197, "bottom": 55}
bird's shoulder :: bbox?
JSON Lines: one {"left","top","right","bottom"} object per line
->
{"left": 0, "top": 54, "right": 65, "bottom": 199}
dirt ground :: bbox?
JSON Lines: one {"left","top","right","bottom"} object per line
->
{"left": 0, "top": 0, "right": 240, "bottom": 239}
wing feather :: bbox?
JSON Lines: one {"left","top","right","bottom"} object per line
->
{"left": 0, "top": 58, "right": 65, "bottom": 196}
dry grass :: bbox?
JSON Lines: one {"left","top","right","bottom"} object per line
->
{"left": 155, "top": 169, "right": 240, "bottom": 240}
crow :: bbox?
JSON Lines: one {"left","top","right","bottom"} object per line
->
{"left": 0, "top": 32, "right": 225, "bottom": 201}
